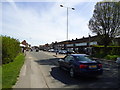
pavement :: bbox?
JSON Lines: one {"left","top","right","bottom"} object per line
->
{"left": 13, "top": 51, "right": 67, "bottom": 88}
{"left": 13, "top": 52, "right": 48, "bottom": 88}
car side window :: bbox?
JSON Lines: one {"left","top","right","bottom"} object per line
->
{"left": 64, "top": 56, "right": 70, "bottom": 62}
{"left": 65, "top": 55, "right": 74, "bottom": 62}
{"left": 70, "top": 56, "right": 74, "bottom": 61}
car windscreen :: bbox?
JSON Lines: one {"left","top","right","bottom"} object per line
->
{"left": 75, "top": 56, "right": 92, "bottom": 61}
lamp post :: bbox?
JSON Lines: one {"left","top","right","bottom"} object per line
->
{"left": 60, "top": 5, "right": 75, "bottom": 40}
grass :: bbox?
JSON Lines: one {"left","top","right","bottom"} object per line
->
{"left": 2, "top": 53, "right": 25, "bottom": 88}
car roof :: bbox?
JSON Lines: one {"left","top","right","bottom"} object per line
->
{"left": 70, "top": 54, "right": 89, "bottom": 57}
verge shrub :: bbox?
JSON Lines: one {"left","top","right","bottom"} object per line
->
{"left": 105, "top": 55, "right": 120, "bottom": 61}
{"left": 1, "top": 36, "right": 21, "bottom": 64}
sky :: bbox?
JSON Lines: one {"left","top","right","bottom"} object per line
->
{"left": 1, "top": 0, "right": 103, "bottom": 46}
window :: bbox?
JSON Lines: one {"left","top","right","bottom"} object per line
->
{"left": 90, "top": 42, "right": 97, "bottom": 45}
{"left": 75, "top": 56, "right": 92, "bottom": 61}
{"left": 75, "top": 43, "right": 87, "bottom": 46}
{"left": 64, "top": 56, "right": 70, "bottom": 62}
{"left": 65, "top": 55, "right": 74, "bottom": 62}
{"left": 66, "top": 44, "right": 73, "bottom": 47}
{"left": 69, "top": 56, "right": 74, "bottom": 61}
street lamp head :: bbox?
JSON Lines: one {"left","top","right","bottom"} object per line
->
{"left": 72, "top": 8, "right": 75, "bottom": 10}
{"left": 60, "top": 5, "right": 63, "bottom": 7}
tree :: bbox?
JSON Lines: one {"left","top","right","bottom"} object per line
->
{"left": 88, "top": 1, "right": 120, "bottom": 47}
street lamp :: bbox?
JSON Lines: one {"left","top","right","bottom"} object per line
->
{"left": 60, "top": 4, "right": 75, "bottom": 40}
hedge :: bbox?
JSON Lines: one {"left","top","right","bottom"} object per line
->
{"left": 0, "top": 36, "right": 2, "bottom": 65}
{"left": 92, "top": 46, "right": 120, "bottom": 58}
{"left": 1, "top": 36, "right": 21, "bottom": 64}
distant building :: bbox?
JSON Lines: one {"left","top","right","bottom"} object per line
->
{"left": 39, "top": 35, "right": 120, "bottom": 54}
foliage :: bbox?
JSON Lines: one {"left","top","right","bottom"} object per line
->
{"left": 89, "top": 2, "right": 120, "bottom": 47}
{"left": 2, "top": 53, "right": 25, "bottom": 88}
{"left": 1, "top": 36, "right": 21, "bottom": 64}
{"left": 92, "top": 47, "right": 107, "bottom": 58}
{"left": 105, "top": 55, "right": 120, "bottom": 61}
{"left": 92, "top": 46, "right": 120, "bottom": 59}
{"left": 92, "top": 45, "right": 120, "bottom": 47}
{"left": 0, "top": 36, "right": 2, "bottom": 65}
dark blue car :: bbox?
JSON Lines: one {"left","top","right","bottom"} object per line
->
{"left": 58, "top": 54, "right": 103, "bottom": 78}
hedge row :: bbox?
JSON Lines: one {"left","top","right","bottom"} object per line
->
{"left": 92, "top": 46, "right": 120, "bottom": 58}
{"left": 2, "top": 36, "right": 21, "bottom": 64}
{"left": 0, "top": 36, "right": 1, "bottom": 89}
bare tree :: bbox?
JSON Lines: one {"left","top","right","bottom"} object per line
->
{"left": 88, "top": 2, "right": 120, "bottom": 47}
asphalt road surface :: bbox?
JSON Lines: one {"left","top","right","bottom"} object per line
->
{"left": 13, "top": 51, "right": 119, "bottom": 88}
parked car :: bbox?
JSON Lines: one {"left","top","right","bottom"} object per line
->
{"left": 58, "top": 50, "right": 67, "bottom": 54}
{"left": 116, "top": 57, "right": 120, "bottom": 64}
{"left": 67, "top": 51, "right": 75, "bottom": 54}
{"left": 36, "top": 48, "right": 39, "bottom": 52}
{"left": 26, "top": 49, "right": 29, "bottom": 51}
{"left": 48, "top": 49, "right": 55, "bottom": 52}
{"left": 58, "top": 54, "right": 103, "bottom": 78}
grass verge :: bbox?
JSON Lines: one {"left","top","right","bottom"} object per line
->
{"left": 0, "top": 66, "right": 2, "bottom": 89}
{"left": 2, "top": 53, "right": 25, "bottom": 88}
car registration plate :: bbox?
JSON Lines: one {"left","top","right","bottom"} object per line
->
{"left": 89, "top": 65, "right": 97, "bottom": 69}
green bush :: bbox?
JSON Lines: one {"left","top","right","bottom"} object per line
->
{"left": 1, "top": 36, "right": 21, "bottom": 64}
{"left": 92, "top": 46, "right": 120, "bottom": 60}
{"left": 105, "top": 55, "right": 119, "bottom": 61}
{"left": 0, "top": 36, "right": 2, "bottom": 65}
{"left": 110, "top": 47, "right": 120, "bottom": 55}
{"left": 92, "top": 47, "right": 107, "bottom": 58}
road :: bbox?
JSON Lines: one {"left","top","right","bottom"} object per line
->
{"left": 13, "top": 51, "right": 119, "bottom": 88}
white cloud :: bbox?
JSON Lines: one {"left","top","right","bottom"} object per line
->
{"left": 2, "top": 1, "right": 100, "bottom": 45}
{"left": 2, "top": 0, "right": 103, "bottom": 3}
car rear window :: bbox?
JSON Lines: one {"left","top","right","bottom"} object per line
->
{"left": 75, "top": 56, "right": 92, "bottom": 61}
